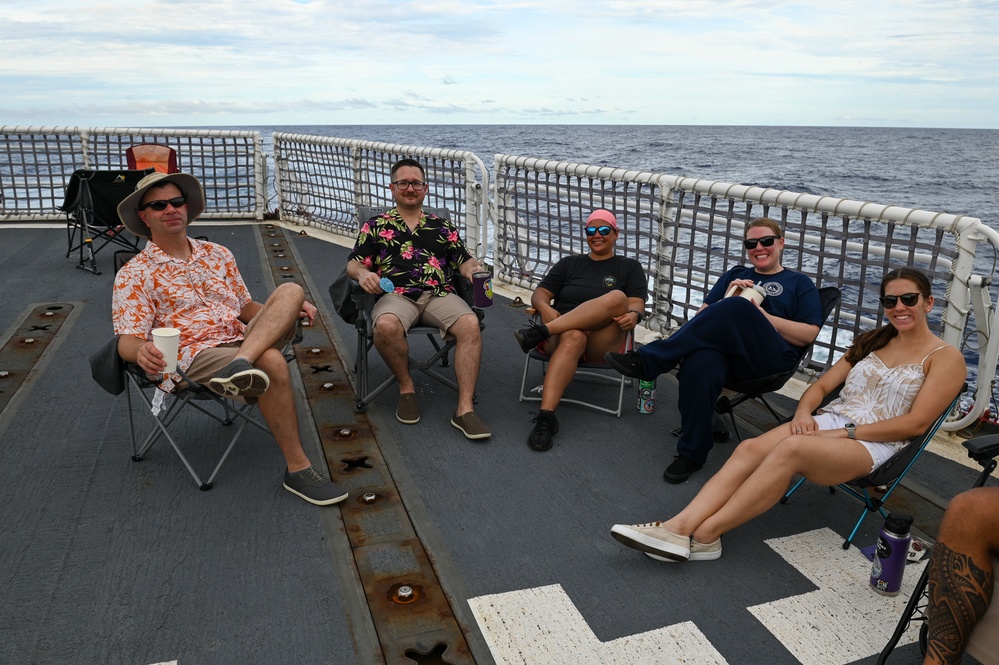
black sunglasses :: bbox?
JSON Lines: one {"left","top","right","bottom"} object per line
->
{"left": 743, "top": 235, "right": 780, "bottom": 250}
{"left": 139, "top": 196, "right": 187, "bottom": 211}
{"left": 879, "top": 293, "right": 923, "bottom": 308}
{"left": 585, "top": 226, "right": 613, "bottom": 237}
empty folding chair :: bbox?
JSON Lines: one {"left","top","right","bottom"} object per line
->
{"left": 333, "top": 205, "right": 484, "bottom": 413}
{"left": 125, "top": 143, "right": 179, "bottom": 174}
{"left": 781, "top": 384, "right": 965, "bottom": 549}
{"left": 60, "top": 168, "right": 152, "bottom": 274}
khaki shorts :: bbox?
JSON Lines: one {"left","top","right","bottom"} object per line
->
{"left": 372, "top": 292, "right": 473, "bottom": 337}
{"left": 181, "top": 311, "right": 296, "bottom": 400}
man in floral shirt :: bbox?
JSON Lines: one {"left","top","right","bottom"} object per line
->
{"left": 113, "top": 171, "right": 348, "bottom": 506}
{"left": 346, "top": 158, "right": 490, "bottom": 439}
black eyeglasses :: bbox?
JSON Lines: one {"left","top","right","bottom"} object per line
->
{"left": 585, "top": 226, "right": 613, "bottom": 237}
{"left": 139, "top": 196, "right": 186, "bottom": 211}
{"left": 743, "top": 235, "right": 780, "bottom": 250}
{"left": 879, "top": 293, "right": 922, "bottom": 308}
{"left": 392, "top": 180, "right": 427, "bottom": 190}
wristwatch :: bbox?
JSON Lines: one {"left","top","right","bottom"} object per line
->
{"left": 845, "top": 423, "right": 857, "bottom": 439}
{"left": 630, "top": 309, "right": 644, "bottom": 323}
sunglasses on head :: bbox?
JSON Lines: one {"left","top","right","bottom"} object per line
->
{"left": 585, "top": 226, "right": 613, "bottom": 237}
{"left": 139, "top": 196, "right": 186, "bottom": 211}
{"left": 743, "top": 235, "right": 780, "bottom": 250}
{"left": 879, "top": 293, "right": 922, "bottom": 308}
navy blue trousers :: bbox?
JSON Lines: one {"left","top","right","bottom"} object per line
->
{"left": 637, "top": 297, "right": 801, "bottom": 465}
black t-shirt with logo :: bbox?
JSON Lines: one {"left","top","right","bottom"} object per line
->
{"left": 538, "top": 254, "right": 647, "bottom": 314}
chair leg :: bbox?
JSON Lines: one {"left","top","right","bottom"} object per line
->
{"left": 780, "top": 476, "right": 808, "bottom": 504}
{"left": 876, "top": 565, "right": 931, "bottom": 664}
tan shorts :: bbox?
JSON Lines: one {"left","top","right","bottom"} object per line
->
{"left": 372, "top": 292, "right": 473, "bottom": 337}
{"left": 181, "top": 311, "right": 296, "bottom": 400}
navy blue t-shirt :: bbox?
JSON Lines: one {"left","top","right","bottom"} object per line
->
{"left": 705, "top": 266, "right": 823, "bottom": 330}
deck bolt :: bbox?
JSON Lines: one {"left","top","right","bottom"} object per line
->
{"left": 0, "top": 371, "right": 9, "bottom": 378}
{"left": 321, "top": 382, "right": 335, "bottom": 390}
{"left": 24, "top": 338, "right": 35, "bottom": 344}
{"left": 340, "top": 428, "right": 352, "bottom": 437}
{"left": 310, "top": 348, "right": 322, "bottom": 354}
{"left": 44, "top": 312, "right": 55, "bottom": 317}
{"left": 361, "top": 492, "right": 377, "bottom": 504}
{"left": 396, "top": 585, "right": 413, "bottom": 601}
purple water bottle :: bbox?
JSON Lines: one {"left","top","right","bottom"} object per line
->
{"left": 870, "top": 511, "right": 913, "bottom": 596}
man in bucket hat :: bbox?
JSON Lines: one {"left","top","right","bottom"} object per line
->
{"left": 112, "top": 171, "right": 348, "bottom": 506}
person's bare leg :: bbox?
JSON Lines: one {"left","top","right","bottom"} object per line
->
{"left": 449, "top": 313, "right": 481, "bottom": 415}
{"left": 254, "top": 347, "right": 311, "bottom": 472}
{"left": 689, "top": 435, "right": 873, "bottom": 544}
{"left": 237, "top": 283, "right": 304, "bottom": 362}
{"left": 544, "top": 291, "right": 629, "bottom": 335}
{"left": 924, "top": 487, "right": 999, "bottom": 665}
{"left": 539, "top": 330, "right": 587, "bottom": 411}
{"left": 373, "top": 313, "right": 416, "bottom": 394}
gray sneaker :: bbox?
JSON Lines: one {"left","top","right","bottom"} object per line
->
{"left": 208, "top": 358, "right": 270, "bottom": 398}
{"left": 646, "top": 538, "right": 722, "bottom": 562}
{"left": 283, "top": 466, "right": 348, "bottom": 506}
{"left": 610, "top": 521, "right": 690, "bottom": 561}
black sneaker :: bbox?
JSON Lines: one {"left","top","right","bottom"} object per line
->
{"left": 207, "top": 358, "right": 270, "bottom": 398}
{"left": 527, "top": 410, "right": 559, "bottom": 451}
{"left": 283, "top": 466, "right": 349, "bottom": 506}
{"left": 663, "top": 455, "right": 703, "bottom": 484}
{"left": 604, "top": 351, "right": 643, "bottom": 378}
{"left": 514, "top": 321, "right": 551, "bottom": 353}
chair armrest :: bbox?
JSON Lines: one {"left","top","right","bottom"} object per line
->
{"left": 964, "top": 433, "right": 999, "bottom": 461}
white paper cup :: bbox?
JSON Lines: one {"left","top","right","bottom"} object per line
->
{"left": 151, "top": 327, "right": 180, "bottom": 373}
{"left": 742, "top": 285, "right": 766, "bottom": 306}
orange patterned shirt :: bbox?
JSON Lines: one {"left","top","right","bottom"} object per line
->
{"left": 112, "top": 238, "right": 252, "bottom": 387}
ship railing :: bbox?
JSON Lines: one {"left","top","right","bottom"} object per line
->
{"left": 492, "top": 154, "right": 999, "bottom": 433}
{"left": 272, "top": 133, "right": 490, "bottom": 262}
{"left": 0, "top": 126, "right": 266, "bottom": 221}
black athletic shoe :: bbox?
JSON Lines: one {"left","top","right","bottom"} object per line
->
{"left": 514, "top": 321, "right": 551, "bottom": 353}
{"left": 527, "top": 410, "right": 559, "bottom": 451}
{"left": 663, "top": 455, "right": 703, "bottom": 484}
{"left": 604, "top": 351, "right": 643, "bottom": 378}
{"left": 283, "top": 466, "right": 349, "bottom": 506}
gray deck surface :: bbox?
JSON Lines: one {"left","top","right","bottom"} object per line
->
{"left": 0, "top": 224, "right": 991, "bottom": 665}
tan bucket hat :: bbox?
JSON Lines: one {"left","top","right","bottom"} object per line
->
{"left": 117, "top": 171, "right": 206, "bottom": 236}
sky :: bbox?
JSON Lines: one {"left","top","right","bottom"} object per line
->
{"left": 2, "top": 0, "right": 998, "bottom": 129}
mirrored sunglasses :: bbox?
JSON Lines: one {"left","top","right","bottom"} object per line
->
{"left": 879, "top": 293, "right": 922, "bottom": 308}
{"left": 585, "top": 226, "right": 613, "bottom": 237}
{"left": 139, "top": 196, "right": 187, "bottom": 211}
{"left": 743, "top": 235, "right": 779, "bottom": 250}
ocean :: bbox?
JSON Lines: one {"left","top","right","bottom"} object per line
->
{"left": 250, "top": 124, "right": 999, "bottom": 229}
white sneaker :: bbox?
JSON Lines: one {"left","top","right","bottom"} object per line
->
{"left": 646, "top": 538, "right": 722, "bottom": 562}
{"left": 610, "top": 522, "right": 690, "bottom": 561}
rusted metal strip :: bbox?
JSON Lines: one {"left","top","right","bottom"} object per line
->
{"left": 258, "top": 225, "right": 475, "bottom": 665}
{"left": 0, "top": 303, "right": 74, "bottom": 418}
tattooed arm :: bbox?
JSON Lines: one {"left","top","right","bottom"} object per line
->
{"left": 924, "top": 487, "right": 998, "bottom": 665}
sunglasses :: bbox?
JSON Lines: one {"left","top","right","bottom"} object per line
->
{"left": 585, "top": 226, "right": 613, "bottom": 237}
{"left": 392, "top": 180, "right": 427, "bottom": 190}
{"left": 743, "top": 235, "right": 780, "bottom": 250}
{"left": 139, "top": 196, "right": 187, "bottom": 211}
{"left": 879, "top": 293, "right": 923, "bottom": 308}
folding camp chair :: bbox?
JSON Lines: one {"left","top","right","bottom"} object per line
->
{"left": 518, "top": 311, "right": 634, "bottom": 417}
{"left": 781, "top": 384, "right": 965, "bottom": 549}
{"left": 125, "top": 143, "right": 179, "bottom": 174}
{"left": 877, "top": 434, "right": 999, "bottom": 664}
{"left": 335, "top": 205, "right": 485, "bottom": 414}
{"left": 60, "top": 168, "right": 152, "bottom": 274}
{"left": 715, "top": 286, "right": 841, "bottom": 440}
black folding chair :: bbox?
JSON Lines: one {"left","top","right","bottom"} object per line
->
{"left": 60, "top": 169, "right": 152, "bottom": 274}
{"left": 877, "top": 434, "right": 999, "bottom": 663}
{"left": 335, "top": 205, "right": 485, "bottom": 413}
{"left": 781, "top": 384, "right": 965, "bottom": 549}
{"left": 715, "top": 286, "right": 842, "bottom": 440}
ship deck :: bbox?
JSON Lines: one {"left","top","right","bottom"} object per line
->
{"left": 0, "top": 222, "right": 991, "bottom": 665}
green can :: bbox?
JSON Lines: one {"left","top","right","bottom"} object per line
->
{"left": 638, "top": 378, "right": 656, "bottom": 414}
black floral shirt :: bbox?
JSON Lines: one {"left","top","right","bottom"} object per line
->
{"left": 347, "top": 208, "right": 472, "bottom": 298}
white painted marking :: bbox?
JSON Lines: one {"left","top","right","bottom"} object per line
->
{"left": 468, "top": 583, "right": 728, "bottom": 664}
{"left": 748, "top": 527, "right": 925, "bottom": 665}
{"left": 148, "top": 661, "right": 177, "bottom": 665}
